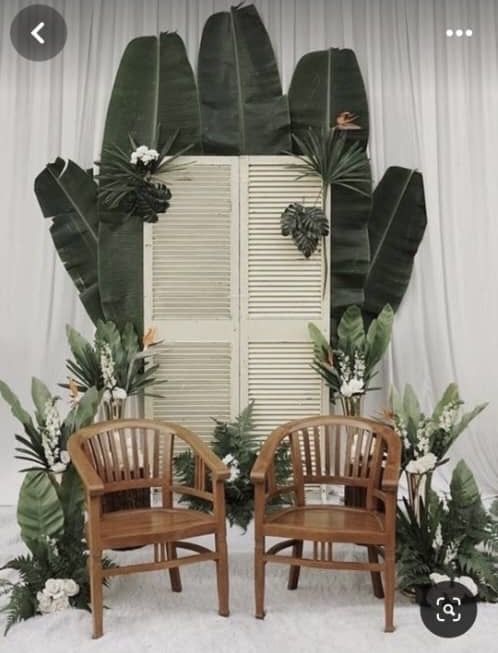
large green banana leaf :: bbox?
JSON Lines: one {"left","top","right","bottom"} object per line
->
{"left": 17, "top": 471, "right": 64, "bottom": 550}
{"left": 102, "top": 32, "right": 201, "bottom": 155}
{"left": 100, "top": 32, "right": 201, "bottom": 334}
{"left": 34, "top": 158, "right": 104, "bottom": 324}
{"left": 362, "top": 167, "right": 427, "bottom": 322}
{"left": 289, "top": 48, "right": 369, "bottom": 151}
{"left": 198, "top": 3, "right": 291, "bottom": 154}
{"left": 331, "top": 174, "right": 372, "bottom": 331}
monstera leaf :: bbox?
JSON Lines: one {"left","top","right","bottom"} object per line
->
{"left": 34, "top": 158, "right": 104, "bottom": 324}
{"left": 99, "top": 32, "right": 200, "bottom": 334}
{"left": 289, "top": 48, "right": 369, "bottom": 151}
{"left": 198, "top": 3, "right": 291, "bottom": 153}
{"left": 363, "top": 167, "right": 427, "bottom": 322}
{"left": 17, "top": 471, "right": 64, "bottom": 549}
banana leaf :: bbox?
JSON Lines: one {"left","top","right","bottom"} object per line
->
{"left": 330, "top": 174, "right": 372, "bottom": 331}
{"left": 17, "top": 471, "right": 64, "bottom": 550}
{"left": 198, "top": 3, "right": 291, "bottom": 154}
{"left": 101, "top": 32, "right": 201, "bottom": 156}
{"left": 362, "top": 167, "right": 427, "bottom": 322}
{"left": 34, "top": 158, "right": 104, "bottom": 324}
{"left": 289, "top": 48, "right": 369, "bottom": 152}
{"left": 100, "top": 33, "right": 200, "bottom": 334}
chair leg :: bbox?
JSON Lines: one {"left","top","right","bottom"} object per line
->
{"left": 89, "top": 552, "right": 103, "bottom": 639}
{"left": 215, "top": 532, "right": 229, "bottom": 617}
{"left": 383, "top": 548, "right": 396, "bottom": 633}
{"left": 288, "top": 540, "right": 303, "bottom": 590}
{"left": 166, "top": 542, "right": 182, "bottom": 593}
{"left": 368, "top": 546, "right": 384, "bottom": 599}
{"left": 255, "top": 537, "right": 266, "bottom": 619}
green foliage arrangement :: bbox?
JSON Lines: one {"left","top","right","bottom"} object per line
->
{"left": 0, "top": 384, "right": 114, "bottom": 634}
{"left": 64, "top": 321, "right": 163, "bottom": 410}
{"left": 308, "top": 304, "right": 393, "bottom": 413}
{"left": 98, "top": 130, "right": 191, "bottom": 224}
{"left": 280, "top": 203, "right": 329, "bottom": 258}
{"left": 174, "top": 403, "right": 291, "bottom": 531}
{"left": 388, "top": 383, "right": 495, "bottom": 599}
{"left": 396, "top": 461, "right": 498, "bottom": 600}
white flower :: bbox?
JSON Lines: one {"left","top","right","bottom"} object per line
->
{"left": 63, "top": 579, "right": 80, "bottom": 597}
{"left": 60, "top": 450, "right": 70, "bottom": 465}
{"left": 37, "top": 590, "right": 53, "bottom": 614}
{"left": 433, "top": 524, "right": 443, "bottom": 548}
{"left": 130, "top": 152, "right": 138, "bottom": 165}
{"left": 103, "top": 388, "right": 112, "bottom": 402}
{"left": 222, "top": 454, "right": 240, "bottom": 482}
{"left": 147, "top": 148, "right": 159, "bottom": 159}
{"left": 136, "top": 145, "right": 148, "bottom": 156}
{"left": 50, "top": 462, "right": 67, "bottom": 474}
{"left": 51, "top": 594, "right": 70, "bottom": 612}
{"left": 112, "top": 387, "right": 128, "bottom": 401}
{"left": 99, "top": 342, "right": 117, "bottom": 389}
{"left": 340, "top": 377, "right": 364, "bottom": 397}
{"left": 454, "top": 575, "right": 478, "bottom": 596}
{"left": 405, "top": 452, "right": 437, "bottom": 475}
{"left": 222, "top": 454, "right": 235, "bottom": 466}
{"left": 430, "top": 572, "right": 450, "bottom": 585}
{"left": 45, "top": 578, "right": 65, "bottom": 597}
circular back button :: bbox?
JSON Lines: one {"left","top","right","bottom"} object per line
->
{"left": 11, "top": 4, "right": 67, "bottom": 62}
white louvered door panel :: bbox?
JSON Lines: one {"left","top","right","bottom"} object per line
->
{"left": 144, "top": 157, "right": 239, "bottom": 441}
{"left": 240, "top": 156, "right": 330, "bottom": 442}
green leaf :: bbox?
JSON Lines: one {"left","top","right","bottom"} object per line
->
{"left": 0, "top": 381, "right": 35, "bottom": 432}
{"left": 365, "top": 304, "right": 394, "bottom": 369}
{"left": 402, "top": 384, "right": 422, "bottom": 425}
{"left": 289, "top": 47, "right": 369, "bottom": 150}
{"left": 198, "top": 3, "right": 291, "bottom": 154}
{"left": 450, "top": 461, "right": 481, "bottom": 510}
{"left": 337, "top": 305, "right": 365, "bottom": 350}
{"left": 59, "top": 465, "right": 85, "bottom": 528}
{"left": 30, "top": 378, "right": 52, "bottom": 417}
{"left": 452, "top": 403, "right": 488, "bottom": 440}
{"left": 308, "top": 322, "right": 330, "bottom": 360}
{"left": 432, "top": 383, "right": 460, "bottom": 422}
{"left": 64, "top": 387, "right": 101, "bottom": 438}
{"left": 363, "top": 167, "right": 427, "bottom": 321}
{"left": 34, "top": 158, "right": 104, "bottom": 325}
{"left": 17, "top": 471, "right": 64, "bottom": 548}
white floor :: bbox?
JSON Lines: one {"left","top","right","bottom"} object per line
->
{"left": 1, "top": 507, "right": 496, "bottom": 653}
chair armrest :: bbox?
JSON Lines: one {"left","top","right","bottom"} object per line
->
{"left": 381, "top": 462, "right": 399, "bottom": 493}
{"left": 68, "top": 436, "right": 105, "bottom": 496}
{"left": 251, "top": 423, "right": 294, "bottom": 484}
{"left": 175, "top": 425, "right": 230, "bottom": 481}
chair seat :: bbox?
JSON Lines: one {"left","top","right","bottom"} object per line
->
{"left": 263, "top": 505, "right": 386, "bottom": 544}
{"left": 98, "top": 508, "right": 217, "bottom": 549}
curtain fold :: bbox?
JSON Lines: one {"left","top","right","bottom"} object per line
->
{"left": 0, "top": 0, "right": 496, "bottom": 503}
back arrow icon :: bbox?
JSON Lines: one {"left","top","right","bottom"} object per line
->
{"left": 31, "top": 22, "right": 45, "bottom": 44}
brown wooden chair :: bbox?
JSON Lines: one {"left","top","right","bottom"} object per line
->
{"left": 68, "top": 418, "right": 231, "bottom": 639}
{"left": 250, "top": 415, "right": 401, "bottom": 632}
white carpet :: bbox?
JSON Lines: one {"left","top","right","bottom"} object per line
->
{"left": 1, "top": 507, "right": 496, "bottom": 653}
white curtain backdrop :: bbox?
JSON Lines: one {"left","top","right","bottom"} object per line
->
{"left": 0, "top": 0, "right": 497, "bottom": 504}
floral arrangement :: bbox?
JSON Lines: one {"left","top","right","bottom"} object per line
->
{"left": 308, "top": 303, "right": 393, "bottom": 414}
{"left": 174, "top": 403, "right": 291, "bottom": 531}
{"left": 98, "top": 128, "right": 191, "bottom": 223}
{"left": 388, "top": 383, "right": 498, "bottom": 600}
{"left": 0, "top": 382, "right": 115, "bottom": 634}
{"left": 64, "top": 320, "right": 163, "bottom": 418}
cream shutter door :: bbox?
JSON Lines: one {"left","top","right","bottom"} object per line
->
{"left": 239, "top": 156, "right": 330, "bottom": 441}
{"left": 144, "top": 157, "right": 239, "bottom": 440}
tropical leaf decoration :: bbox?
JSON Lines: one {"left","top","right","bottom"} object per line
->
{"left": 17, "top": 472, "right": 65, "bottom": 548}
{"left": 280, "top": 203, "right": 329, "bottom": 258}
{"left": 198, "top": 3, "right": 291, "bottom": 154}
{"left": 34, "top": 158, "right": 104, "bottom": 325}
{"left": 99, "top": 31, "right": 199, "bottom": 334}
{"left": 363, "top": 167, "right": 427, "bottom": 322}
{"left": 289, "top": 48, "right": 369, "bottom": 150}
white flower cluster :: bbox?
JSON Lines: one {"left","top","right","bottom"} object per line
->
{"left": 41, "top": 400, "right": 70, "bottom": 474}
{"left": 433, "top": 524, "right": 443, "bottom": 548}
{"left": 429, "top": 572, "right": 478, "bottom": 596}
{"left": 99, "top": 342, "right": 117, "bottom": 389}
{"left": 337, "top": 350, "right": 365, "bottom": 398}
{"left": 37, "top": 578, "right": 80, "bottom": 614}
{"left": 103, "top": 387, "right": 128, "bottom": 402}
{"left": 439, "top": 402, "right": 459, "bottom": 432}
{"left": 415, "top": 419, "right": 432, "bottom": 457}
{"left": 222, "top": 454, "right": 241, "bottom": 482}
{"left": 130, "top": 145, "right": 160, "bottom": 166}
{"left": 405, "top": 452, "right": 437, "bottom": 475}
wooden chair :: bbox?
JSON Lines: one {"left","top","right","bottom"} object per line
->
{"left": 68, "top": 418, "right": 231, "bottom": 638}
{"left": 250, "top": 415, "right": 401, "bottom": 632}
